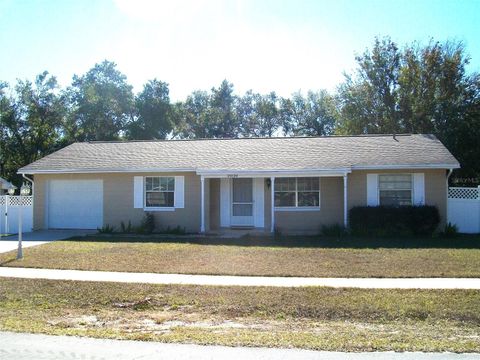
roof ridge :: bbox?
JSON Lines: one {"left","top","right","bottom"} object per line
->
{"left": 86, "top": 133, "right": 418, "bottom": 144}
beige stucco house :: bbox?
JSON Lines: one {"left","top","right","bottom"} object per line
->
{"left": 18, "top": 134, "right": 459, "bottom": 234}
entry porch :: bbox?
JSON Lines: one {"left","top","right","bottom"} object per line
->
{"left": 199, "top": 171, "right": 349, "bottom": 234}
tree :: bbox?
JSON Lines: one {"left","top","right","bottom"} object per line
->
{"left": 209, "top": 79, "right": 239, "bottom": 138}
{"left": 0, "top": 81, "right": 16, "bottom": 179}
{"left": 173, "top": 90, "right": 213, "bottom": 139}
{"left": 127, "top": 79, "right": 172, "bottom": 140}
{"left": 173, "top": 80, "right": 239, "bottom": 139}
{"left": 443, "top": 73, "right": 480, "bottom": 182}
{"left": 336, "top": 37, "right": 480, "bottom": 181}
{"left": 337, "top": 37, "right": 401, "bottom": 134}
{"left": 238, "top": 91, "right": 280, "bottom": 137}
{"left": 281, "top": 90, "right": 337, "bottom": 136}
{"left": 0, "top": 72, "right": 64, "bottom": 182}
{"left": 398, "top": 41, "right": 470, "bottom": 135}
{"left": 66, "top": 60, "right": 134, "bottom": 141}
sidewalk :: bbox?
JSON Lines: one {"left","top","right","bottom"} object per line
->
{"left": 1, "top": 267, "right": 480, "bottom": 289}
{"left": 2, "top": 331, "right": 478, "bottom": 360}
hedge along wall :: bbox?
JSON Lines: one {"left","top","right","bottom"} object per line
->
{"left": 349, "top": 206, "right": 440, "bottom": 237}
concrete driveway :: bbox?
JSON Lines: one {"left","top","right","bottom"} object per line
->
{"left": 1, "top": 332, "right": 478, "bottom": 360}
{"left": 0, "top": 230, "right": 95, "bottom": 254}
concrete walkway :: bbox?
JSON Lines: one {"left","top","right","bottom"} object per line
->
{"left": 1, "top": 267, "right": 480, "bottom": 289}
{"left": 1, "top": 331, "right": 478, "bottom": 360}
{"left": 1, "top": 229, "right": 96, "bottom": 242}
{"left": 0, "top": 240, "right": 51, "bottom": 254}
{"left": 0, "top": 230, "right": 95, "bottom": 254}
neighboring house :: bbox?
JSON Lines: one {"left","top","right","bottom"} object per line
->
{"left": 18, "top": 134, "right": 460, "bottom": 234}
{"left": 0, "top": 177, "right": 16, "bottom": 194}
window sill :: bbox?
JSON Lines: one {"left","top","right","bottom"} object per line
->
{"left": 275, "top": 207, "right": 320, "bottom": 212}
{"left": 143, "top": 207, "right": 175, "bottom": 212}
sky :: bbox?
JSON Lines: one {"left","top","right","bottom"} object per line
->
{"left": 0, "top": 0, "right": 479, "bottom": 101}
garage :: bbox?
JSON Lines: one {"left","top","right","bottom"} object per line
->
{"left": 47, "top": 179, "right": 103, "bottom": 229}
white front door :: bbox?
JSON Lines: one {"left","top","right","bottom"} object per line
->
{"left": 231, "top": 178, "right": 254, "bottom": 227}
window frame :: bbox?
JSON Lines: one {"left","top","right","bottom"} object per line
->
{"left": 378, "top": 173, "right": 413, "bottom": 207}
{"left": 144, "top": 176, "right": 175, "bottom": 209}
{"left": 274, "top": 177, "right": 321, "bottom": 211}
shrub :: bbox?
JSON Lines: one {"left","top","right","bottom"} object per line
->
{"left": 274, "top": 226, "right": 282, "bottom": 239}
{"left": 120, "top": 220, "right": 134, "bottom": 234}
{"left": 140, "top": 212, "right": 155, "bottom": 234}
{"left": 322, "top": 223, "right": 348, "bottom": 237}
{"left": 349, "top": 206, "right": 440, "bottom": 237}
{"left": 97, "top": 224, "right": 116, "bottom": 234}
{"left": 442, "top": 222, "right": 459, "bottom": 238}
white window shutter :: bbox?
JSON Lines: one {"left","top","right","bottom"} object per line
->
{"left": 174, "top": 176, "right": 185, "bottom": 208}
{"left": 413, "top": 173, "right": 425, "bottom": 205}
{"left": 366, "top": 174, "right": 379, "bottom": 206}
{"left": 133, "top": 176, "right": 144, "bottom": 208}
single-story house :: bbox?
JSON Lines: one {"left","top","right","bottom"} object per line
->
{"left": 18, "top": 134, "right": 460, "bottom": 234}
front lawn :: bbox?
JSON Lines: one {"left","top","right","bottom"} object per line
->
{"left": 1, "top": 236, "right": 479, "bottom": 277}
{"left": 0, "top": 278, "right": 479, "bottom": 352}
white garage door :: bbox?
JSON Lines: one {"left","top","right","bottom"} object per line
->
{"left": 48, "top": 179, "right": 103, "bottom": 229}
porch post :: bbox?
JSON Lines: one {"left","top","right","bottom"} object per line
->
{"left": 343, "top": 174, "right": 348, "bottom": 228}
{"left": 270, "top": 177, "right": 275, "bottom": 233}
{"left": 200, "top": 176, "right": 205, "bottom": 233}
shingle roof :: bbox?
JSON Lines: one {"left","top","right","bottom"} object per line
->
{"left": 18, "top": 134, "right": 460, "bottom": 174}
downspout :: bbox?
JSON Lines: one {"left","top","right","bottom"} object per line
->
{"left": 446, "top": 169, "right": 453, "bottom": 226}
{"left": 22, "top": 174, "right": 34, "bottom": 193}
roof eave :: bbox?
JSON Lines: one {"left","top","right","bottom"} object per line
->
{"left": 17, "top": 167, "right": 196, "bottom": 175}
{"left": 18, "top": 162, "right": 460, "bottom": 176}
{"left": 196, "top": 168, "right": 352, "bottom": 178}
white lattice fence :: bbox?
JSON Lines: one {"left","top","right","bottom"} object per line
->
{"left": 2, "top": 196, "right": 33, "bottom": 206}
{"left": 448, "top": 187, "right": 480, "bottom": 234}
{"left": 0, "top": 195, "right": 33, "bottom": 234}
{"left": 448, "top": 187, "right": 479, "bottom": 200}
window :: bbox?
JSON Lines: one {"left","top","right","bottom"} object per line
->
{"left": 145, "top": 176, "right": 175, "bottom": 207}
{"left": 275, "top": 177, "right": 320, "bottom": 208}
{"left": 378, "top": 174, "right": 412, "bottom": 206}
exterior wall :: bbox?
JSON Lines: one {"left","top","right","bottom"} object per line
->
{"left": 209, "top": 178, "right": 220, "bottom": 230}
{"left": 33, "top": 172, "right": 201, "bottom": 233}
{"left": 273, "top": 177, "right": 344, "bottom": 234}
{"left": 347, "top": 169, "right": 447, "bottom": 226}
{"left": 271, "top": 169, "right": 447, "bottom": 233}
{"left": 265, "top": 180, "right": 272, "bottom": 231}
{"left": 425, "top": 170, "right": 448, "bottom": 226}
{"left": 204, "top": 178, "right": 210, "bottom": 231}
{"left": 32, "top": 168, "right": 447, "bottom": 234}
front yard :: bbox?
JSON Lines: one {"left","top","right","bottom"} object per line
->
{"left": 0, "top": 278, "right": 479, "bottom": 352}
{"left": 1, "top": 236, "right": 479, "bottom": 277}
{"left": 1, "top": 237, "right": 479, "bottom": 351}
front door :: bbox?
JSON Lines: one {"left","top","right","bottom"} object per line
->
{"left": 231, "top": 178, "right": 254, "bottom": 227}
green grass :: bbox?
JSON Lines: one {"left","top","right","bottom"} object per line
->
{"left": 1, "top": 238, "right": 480, "bottom": 277}
{"left": 0, "top": 278, "right": 479, "bottom": 352}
